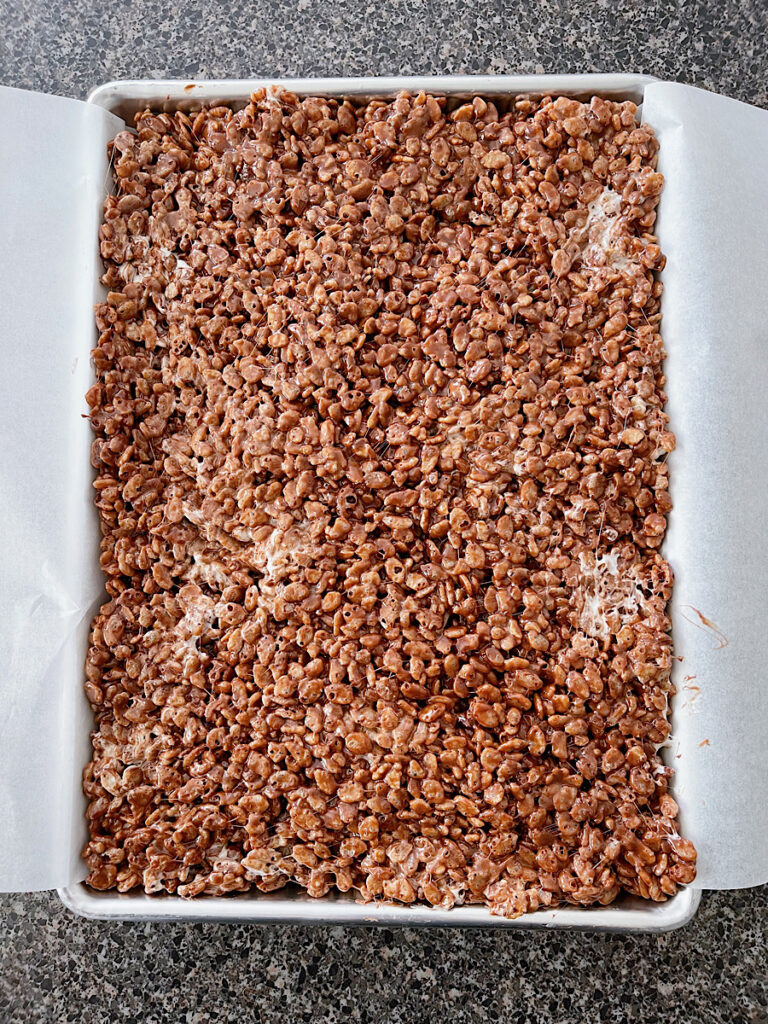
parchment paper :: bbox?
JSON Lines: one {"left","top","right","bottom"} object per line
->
{"left": 644, "top": 82, "right": 768, "bottom": 889}
{"left": 0, "top": 86, "right": 123, "bottom": 890}
{"left": 0, "top": 81, "right": 765, "bottom": 893}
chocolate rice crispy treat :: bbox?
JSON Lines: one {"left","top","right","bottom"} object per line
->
{"left": 83, "top": 90, "right": 696, "bottom": 916}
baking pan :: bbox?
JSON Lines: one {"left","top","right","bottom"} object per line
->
{"left": 46, "top": 73, "right": 698, "bottom": 930}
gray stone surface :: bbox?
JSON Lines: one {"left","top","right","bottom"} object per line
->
{"left": 0, "top": 0, "right": 767, "bottom": 107}
{"left": 1, "top": 1, "right": 767, "bottom": 1021}
{"left": 0, "top": 889, "right": 766, "bottom": 1023}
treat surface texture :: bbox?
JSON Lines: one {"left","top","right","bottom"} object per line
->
{"left": 84, "top": 89, "right": 695, "bottom": 915}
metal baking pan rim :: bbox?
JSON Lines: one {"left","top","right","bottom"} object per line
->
{"left": 59, "top": 881, "right": 701, "bottom": 932}
{"left": 86, "top": 73, "right": 659, "bottom": 118}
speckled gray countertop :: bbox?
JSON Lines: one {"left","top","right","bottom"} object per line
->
{"left": 1, "top": 1, "right": 767, "bottom": 1021}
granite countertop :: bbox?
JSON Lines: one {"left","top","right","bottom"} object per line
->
{"left": 1, "top": 1, "right": 767, "bottom": 1021}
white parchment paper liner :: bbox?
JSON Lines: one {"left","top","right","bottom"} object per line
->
{"left": 0, "top": 80, "right": 765, "bottom": 893}
{"left": 0, "top": 87, "right": 123, "bottom": 889}
{"left": 644, "top": 83, "right": 768, "bottom": 889}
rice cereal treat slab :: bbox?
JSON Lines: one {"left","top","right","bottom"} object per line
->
{"left": 83, "top": 89, "right": 696, "bottom": 917}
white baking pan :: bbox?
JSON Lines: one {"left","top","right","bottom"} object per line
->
{"left": 63, "top": 72, "right": 691, "bottom": 929}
